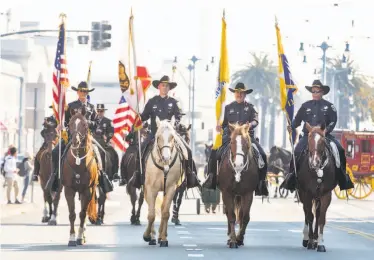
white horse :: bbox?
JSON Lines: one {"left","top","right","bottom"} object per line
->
{"left": 142, "top": 116, "right": 188, "bottom": 247}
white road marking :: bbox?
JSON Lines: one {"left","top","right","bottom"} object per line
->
{"left": 175, "top": 226, "right": 186, "bottom": 229}
{"left": 206, "top": 227, "right": 280, "bottom": 232}
{"left": 186, "top": 249, "right": 203, "bottom": 251}
{"left": 183, "top": 244, "right": 197, "bottom": 247}
{"left": 188, "top": 254, "right": 204, "bottom": 258}
{"left": 178, "top": 230, "right": 191, "bottom": 234}
{"left": 180, "top": 236, "right": 193, "bottom": 239}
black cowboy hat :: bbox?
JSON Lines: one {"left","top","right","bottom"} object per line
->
{"left": 96, "top": 104, "right": 107, "bottom": 111}
{"left": 229, "top": 82, "right": 253, "bottom": 94}
{"left": 305, "top": 79, "right": 330, "bottom": 95}
{"left": 152, "top": 75, "right": 177, "bottom": 90}
{"left": 71, "top": 81, "right": 95, "bottom": 92}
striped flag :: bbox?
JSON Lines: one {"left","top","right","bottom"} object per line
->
{"left": 111, "top": 95, "right": 142, "bottom": 152}
{"left": 52, "top": 18, "right": 69, "bottom": 125}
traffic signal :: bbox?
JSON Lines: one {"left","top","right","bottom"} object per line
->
{"left": 91, "top": 21, "right": 112, "bottom": 51}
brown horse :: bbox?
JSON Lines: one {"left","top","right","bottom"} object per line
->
{"left": 35, "top": 121, "right": 61, "bottom": 225}
{"left": 62, "top": 111, "right": 98, "bottom": 246}
{"left": 218, "top": 123, "right": 259, "bottom": 248}
{"left": 298, "top": 123, "right": 336, "bottom": 252}
{"left": 120, "top": 127, "right": 149, "bottom": 225}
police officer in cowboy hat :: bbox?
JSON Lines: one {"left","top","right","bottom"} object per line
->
{"left": 94, "top": 104, "right": 114, "bottom": 145}
{"left": 203, "top": 82, "right": 269, "bottom": 196}
{"left": 45, "top": 81, "right": 98, "bottom": 193}
{"left": 130, "top": 75, "right": 200, "bottom": 189}
{"left": 280, "top": 79, "right": 354, "bottom": 191}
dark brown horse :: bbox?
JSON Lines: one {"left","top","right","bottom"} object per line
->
{"left": 35, "top": 120, "right": 61, "bottom": 225}
{"left": 62, "top": 111, "right": 98, "bottom": 246}
{"left": 120, "top": 127, "right": 149, "bottom": 225}
{"left": 298, "top": 123, "right": 336, "bottom": 252}
{"left": 218, "top": 123, "right": 259, "bottom": 248}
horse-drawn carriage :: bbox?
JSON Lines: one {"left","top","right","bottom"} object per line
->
{"left": 331, "top": 129, "right": 374, "bottom": 199}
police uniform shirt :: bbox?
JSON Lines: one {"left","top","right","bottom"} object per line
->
{"left": 64, "top": 100, "right": 98, "bottom": 130}
{"left": 95, "top": 116, "right": 114, "bottom": 142}
{"left": 141, "top": 95, "right": 182, "bottom": 135}
{"left": 222, "top": 101, "right": 259, "bottom": 137}
{"left": 292, "top": 99, "right": 337, "bottom": 134}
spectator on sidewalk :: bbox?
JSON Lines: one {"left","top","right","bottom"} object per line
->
{"left": 4, "top": 147, "right": 21, "bottom": 204}
{"left": 2, "top": 145, "right": 15, "bottom": 188}
{"left": 21, "top": 152, "right": 34, "bottom": 202}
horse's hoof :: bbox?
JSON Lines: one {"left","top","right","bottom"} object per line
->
{"left": 158, "top": 238, "right": 161, "bottom": 244}
{"left": 149, "top": 239, "right": 157, "bottom": 245}
{"left": 130, "top": 215, "right": 137, "bottom": 225}
{"left": 307, "top": 241, "right": 316, "bottom": 250}
{"left": 302, "top": 240, "right": 308, "bottom": 248}
{"left": 89, "top": 217, "right": 96, "bottom": 225}
{"left": 227, "top": 239, "right": 230, "bottom": 245}
{"left": 236, "top": 240, "right": 244, "bottom": 246}
{"left": 317, "top": 245, "right": 326, "bottom": 252}
{"left": 76, "top": 238, "right": 85, "bottom": 245}
{"left": 135, "top": 219, "right": 141, "bottom": 226}
{"left": 95, "top": 219, "right": 103, "bottom": 225}
{"left": 160, "top": 240, "right": 168, "bottom": 247}
{"left": 48, "top": 220, "right": 57, "bottom": 226}
{"left": 229, "top": 242, "right": 238, "bottom": 249}
{"left": 68, "top": 240, "right": 77, "bottom": 247}
{"left": 143, "top": 235, "right": 151, "bottom": 242}
{"left": 42, "top": 216, "right": 50, "bottom": 223}
{"left": 171, "top": 217, "right": 176, "bottom": 223}
{"left": 313, "top": 241, "right": 318, "bottom": 249}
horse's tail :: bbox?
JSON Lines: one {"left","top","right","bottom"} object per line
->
{"left": 234, "top": 196, "right": 241, "bottom": 224}
{"left": 86, "top": 141, "right": 98, "bottom": 222}
{"left": 87, "top": 183, "right": 97, "bottom": 222}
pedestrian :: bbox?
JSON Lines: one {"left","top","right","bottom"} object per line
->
{"left": 21, "top": 152, "right": 34, "bottom": 202}
{"left": 4, "top": 147, "right": 21, "bottom": 204}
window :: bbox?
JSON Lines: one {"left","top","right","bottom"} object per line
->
{"left": 361, "top": 140, "right": 371, "bottom": 153}
{"left": 346, "top": 140, "right": 354, "bottom": 158}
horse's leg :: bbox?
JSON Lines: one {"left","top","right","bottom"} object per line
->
{"left": 236, "top": 193, "right": 253, "bottom": 246}
{"left": 159, "top": 187, "right": 175, "bottom": 247}
{"left": 222, "top": 190, "right": 237, "bottom": 248}
{"left": 172, "top": 185, "right": 184, "bottom": 225}
{"left": 143, "top": 187, "right": 157, "bottom": 245}
{"left": 96, "top": 187, "right": 105, "bottom": 225}
{"left": 171, "top": 187, "right": 178, "bottom": 223}
{"left": 316, "top": 191, "right": 331, "bottom": 252}
{"left": 304, "top": 194, "right": 315, "bottom": 250}
{"left": 135, "top": 188, "right": 144, "bottom": 225}
{"left": 64, "top": 186, "right": 77, "bottom": 246}
{"left": 42, "top": 190, "right": 51, "bottom": 223}
{"left": 49, "top": 186, "right": 62, "bottom": 226}
{"left": 128, "top": 185, "right": 137, "bottom": 225}
{"left": 77, "top": 188, "right": 91, "bottom": 245}
{"left": 300, "top": 191, "right": 309, "bottom": 248}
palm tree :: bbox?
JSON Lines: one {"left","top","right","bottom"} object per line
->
{"left": 231, "top": 53, "right": 277, "bottom": 148}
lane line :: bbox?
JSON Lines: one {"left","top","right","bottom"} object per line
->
{"left": 183, "top": 244, "right": 197, "bottom": 247}
{"left": 327, "top": 224, "right": 374, "bottom": 240}
{"left": 178, "top": 231, "right": 191, "bottom": 235}
{"left": 188, "top": 254, "right": 204, "bottom": 258}
{"left": 180, "top": 236, "right": 193, "bottom": 239}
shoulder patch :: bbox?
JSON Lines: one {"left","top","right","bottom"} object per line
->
{"left": 331, "top": 104, "right": 336, "bottom": 112}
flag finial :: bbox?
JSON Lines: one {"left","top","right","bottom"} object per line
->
{"left": 223, "top": 9, "right": 225, "bottom": 19}
{"left": 275, "top": 15, "right": 278, "bottom": 25}
{"left": 59, "top": 13, "right": 67, "bottom": 23}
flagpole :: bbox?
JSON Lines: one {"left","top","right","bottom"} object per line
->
{"left": 129, "top": 9, "right": 144, "bottom": 187}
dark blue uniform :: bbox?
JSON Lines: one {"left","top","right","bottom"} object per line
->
{"left": 205, "top": 101, "right": 268, "bottom": 196}
{"left": 283, "top": 98, "right": 354, "bottom": 190}
{"left": 94, "top": 116, "right": 114, "bottom": 145}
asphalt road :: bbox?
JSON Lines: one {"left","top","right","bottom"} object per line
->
{"left": 1, "top": 182, "right": 373, "bottom": 260}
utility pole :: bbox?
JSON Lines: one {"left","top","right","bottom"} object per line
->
{"left": 190, "top": 55, "right": 200, "bottom": 157}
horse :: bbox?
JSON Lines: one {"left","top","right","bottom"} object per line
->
{"left": 218, "top": 123, "right": 259, "bottom": 248}
{"left": 203, "top": 142, "right": 219, "bottom": 213}
{"left": 298, "top": 122, "right": 336, "bottom": 252}
{"left": 119, "top": 127, "right": 149, "bottom": 225}
{"left": 171, "top": 122, "right": 191, "bottom": 225}
{"left": 35, "top": 120, "right": 61, "bottom": 225}
{"left": 143, "top": 116, "right": 187, "bottom": 247}
{"left": 62, "top": 109, "right": 99, "bottom": 246}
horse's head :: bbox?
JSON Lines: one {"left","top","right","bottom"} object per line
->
{"left": 306, "top": 122, "right": 327, "bottom": 169}
{"left": 155, "top": 116, "right": 177, "bottom": 164}
{"left": 176, "top": 123, "right": 191, "bottom": 144}
{"left": 43, "top": 120, "right": 58, "bottom": 145}
{"left": 229, "top": 123, "right": 252, "bottom": 179}
{"left": 204, "top": 142, "right": 213, "bottom": 163}
{"left": 68, "top": 112, "right": 89, "bottom": 147}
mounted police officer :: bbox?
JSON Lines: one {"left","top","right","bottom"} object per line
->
{"left": 130, "top": 75, "right": 200, "bottom": 189}
{"left": 280, "top": 79, "right": 354, "bottom": 191}
{"left": 33, "top": 106, "right": 58, "bottom": 181}
{"left": 203, "top": 82, "right": 269, "bottom": 196}
{"left": 45, "top": 81, "right": 98, "bottom": 193}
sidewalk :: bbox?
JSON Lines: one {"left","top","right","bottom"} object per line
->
{"left": 0, "top": 180, "right": 44, "bottom": 220}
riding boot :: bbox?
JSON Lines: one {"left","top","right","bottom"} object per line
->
{"left": 100, "top": 170, "right": 114, "bottom": 193}
{"left": 337, "top": 162, "right": 354, "bottom": 190}
{"left": 279, "top": 158, "right": 297, "bottom": 192}
{"left": 45, "top": 161, "right": 58, "bottom": 192}
{"left": 255, "top": 168, "right": 269, "bottom": 196}
{"left": 185, "top": 159, "right": 201, "bottom": 189}
{"left": 202, "top": 150, "right": 217, "bottom": 190}
{"left": 129, "top": 156, "right": 142, "bottom": 189}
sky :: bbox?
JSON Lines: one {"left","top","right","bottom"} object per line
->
{"left": 1, "top": 0, "right": 374, "bottom": 109}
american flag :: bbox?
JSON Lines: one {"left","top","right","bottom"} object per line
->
{"left": 52, "top": 22, "right": 69, "bottom": 125}
{"left": 112, "top": 95, "right": 142, "bottom": 152}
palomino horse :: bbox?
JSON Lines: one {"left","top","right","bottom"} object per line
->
{"left": 143, "top": 116, "right": 187, "bottom": 247}
{"left": 218, "top": 123, "right": 259, "bottom": 248}
{"left": 171, "top": 122, "right": 191, "bottom": 226}
{"left": 36, "top": 120, "right": 61, "bottom": 225}
{"left": 62, "top": 110, "right": 98, "bottom": 246}
{"left": 298, "top": 123, "right": 336, "bottom": 252}
{"left": 120, "top": 127, "right": 149, "bottom": 225}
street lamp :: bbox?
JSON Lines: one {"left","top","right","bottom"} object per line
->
{"left": 189, "top": 55, "right": 200, "bottom": 157}
{"left": 317, "top": 41, "right": 331, "bottom": 85}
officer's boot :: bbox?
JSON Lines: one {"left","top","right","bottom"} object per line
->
{"left": 119, "top": 162, "right": 127, "bottom": 186}
{"left": 45, "top": 159, "right": 58, "bottom": 192}
{"left": 185, "top": 159, "right": 201, "bottom": 189}
{"left": 33, "top": 157, "right": 40, "bottom": 182}
{"left": 129, "top": 155, "right": 142, "bottom": 189}
{"left": 202, "top": 150, "right": 218, "bottom": 190}
{"left": 255, "top": 168, "right": 269, "bottom": 196}
{"left": 280, "top": 157, "right": 297, "bottom": 192}
{"left": 337, "top": 155, "right": 354, "bottom": 190}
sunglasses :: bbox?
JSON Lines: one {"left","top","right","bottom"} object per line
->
{"left": 78, "top": 90, "right": 88, "bottom": 93}
{"left": 311, "top": 90, "right": 323, "bottom": 94}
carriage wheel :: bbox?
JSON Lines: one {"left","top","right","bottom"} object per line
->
{"left": 334, "top": 185, "right": 348, "bottom": 199}
{"left": 349, "top": 176, "right": 373, "bottom": 199}
{"left": 196, "top": 199, "right": 201, "bottom": 215}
